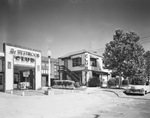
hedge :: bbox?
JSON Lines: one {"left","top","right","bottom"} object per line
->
{"left": 107, "top": 78, "right": 116, "bottom": 87}
{"left": 88, "top": 77, "right": 101, "bottom": 87}
{"left": 122, "top": 79, "right": 129, "bottom": 86}
{"left": 52, "top": 80, "right": 75, "bottom": 89}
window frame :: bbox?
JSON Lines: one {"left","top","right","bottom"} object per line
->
{"left": 90, "top": 58, "right": 97, "bottom": 67}
{"left": 72, "top": 57, "right": 82, "bottom": 67}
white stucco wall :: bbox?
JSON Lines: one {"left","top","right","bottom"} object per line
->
{"left": 86, "top": 71, "right": 92, "bottom": 83}
{"left": 82, "top": 71, "right": 86, "bottom": 85}
{"left": 4, "top": 44, "right": 41, "bottom": 91}
{"left": 5, "top": 46, "right": 14, "bottom": 91}
{"left": 35, "top": 56, "right": 41, "bottom": 90}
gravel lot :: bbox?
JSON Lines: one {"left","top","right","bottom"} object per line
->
{"left": 0, "top": 88, "right": 150, "bottom": 118}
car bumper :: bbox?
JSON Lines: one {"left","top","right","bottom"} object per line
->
{"left": 125, "top": 90, "right": 145, "bottom": 95}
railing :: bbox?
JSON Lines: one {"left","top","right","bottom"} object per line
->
{"left": 59, "top": 65, "right": 80, "bottom": 82}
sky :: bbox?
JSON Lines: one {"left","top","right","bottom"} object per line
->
{"left": 0, "top": 0, "right": 150, "bottom": 58}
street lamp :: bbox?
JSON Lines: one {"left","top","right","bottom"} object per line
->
{"left": 47, "top": 49, "right": 52, "bottom": 87}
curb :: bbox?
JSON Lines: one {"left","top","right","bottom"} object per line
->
{"left": 102, "top": 89, "right": 120, "bottom": 97}
{"left": 102, "top": 89, "right": 150, "bottom": 101}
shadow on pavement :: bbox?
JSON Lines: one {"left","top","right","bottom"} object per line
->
{"left": 93, "top": 114, "right": 100, "bottom": 118}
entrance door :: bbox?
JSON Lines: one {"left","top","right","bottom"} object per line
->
{"left": 14, "top": 66, "right": 35, "bottom": 90}
{"left": 14, "top": 74, "right": 19, "bottom": 90}
{"left": 0, "top": 74, "right": 3, "bottom": 91}
{"left": 41, "top": 76, "right": 47, "bottom": 87}
{"left": 64, "top": 59, "right": 68, "bottom": 68}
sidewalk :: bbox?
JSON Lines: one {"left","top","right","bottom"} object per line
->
{"left": 4, "top": 87, "right": 150, "bottom": 100}
{"left": 5, "top": 88, "right": 82, "bottom": 96}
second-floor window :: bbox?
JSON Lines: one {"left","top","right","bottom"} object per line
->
{"left": 72, "top": 57, "right": 82, "bottom": 67}
{"left": 90, "top": 58, "right": 97, "bottom": 67}
{"left": 41, "top": 63, "right": 45, "bottom": 69}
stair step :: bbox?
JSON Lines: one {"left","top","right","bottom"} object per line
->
{"left": 59, "top": 65, "right": 80, "bottom": 83}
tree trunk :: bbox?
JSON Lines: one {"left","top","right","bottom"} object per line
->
{"left": 119, "top": 75, "right": 121, "bottom": 88}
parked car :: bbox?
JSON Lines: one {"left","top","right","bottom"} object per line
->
{"left": 125, "top": 84, "right": 150, "bottom": 95}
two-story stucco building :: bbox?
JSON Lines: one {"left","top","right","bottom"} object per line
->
{"left": 58, "top": 49, "right": 111, "bottom": 86}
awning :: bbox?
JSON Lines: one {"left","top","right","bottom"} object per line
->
{"left": 92, "top": 70, "right": 110, "bottom": 75}
{"left": 90, "top": 55, "right": 98, "bottom": 59}
{"left": 71, "top": 55, "right": 82, "bottom": 59}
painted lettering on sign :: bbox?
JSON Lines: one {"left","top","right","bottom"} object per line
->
{"left": 85, "top": 53, "right": 88, "bottom": 70}
{"left": 10, "top": 48, "right": 39, "bottom": 58}
{"left": 14, "top": 56, "right": 35, "bottom": 63}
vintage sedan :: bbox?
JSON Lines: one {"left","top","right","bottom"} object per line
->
{"left": 125, "top": 85, "right": 150, "bottom": 95}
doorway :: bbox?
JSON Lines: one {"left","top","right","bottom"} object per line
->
{"left": 14, "top": 66, "right": 35, "bottom": 90}
{"left": 0, "top": 74, "right": 3, "bottom": 91}
{"left": 64, "top": 59, "right": 68, "bottom": 68}
{"left": 41, "top": 75, "right": 48, "bottom": 87}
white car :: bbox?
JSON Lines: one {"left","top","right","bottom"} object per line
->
{"left": 125, "top": 85, "right": 150, "bottom": 95}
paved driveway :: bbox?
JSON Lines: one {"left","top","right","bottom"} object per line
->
{"left": 1, "top": 88, "right": 150, "bottom": 118}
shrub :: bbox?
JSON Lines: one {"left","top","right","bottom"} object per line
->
{"left": 74, "top": 82, "right": 80, "bottom": 88}
{"left": 51, "top": 79, "right": 59, "bottom": 86}
{"left": 107, "top": 78, "right": 116, "bottom": 87}
{"left": 88, "top": 77, "right": 101, "bottom": 87}
{"left": 53, "top": 80, "right": 75, "bottom": 89}
{"left": 122, "top": 79, "right": 129, "bottom": 86}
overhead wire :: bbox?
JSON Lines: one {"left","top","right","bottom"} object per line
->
{"left": 139, "top": 35, "right": 150, "bottom": 44}
{"left": 95, "top": 34, "right": 150, "bottom": 54}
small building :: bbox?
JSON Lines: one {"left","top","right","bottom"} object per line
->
{"left": 58, "top": 49, "right": 111, "bottom": 86}
{"left": 41, "top": 56, "right": 59, "bottom": 87}
{"left": 0, "top": 43, "right": 58, "bottom": 92}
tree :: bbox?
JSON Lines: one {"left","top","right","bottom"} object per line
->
{"left": 144, "top": 50, "right": 150, "bottom": 84}
{"left": 103, "top": 29, "right": 145, "bottom": 85}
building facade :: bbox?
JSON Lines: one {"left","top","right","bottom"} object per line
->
{"left": 58, "top": 50, "right": 111, "bottom": 86}
{"left": 0, "top": 43, "right": 58, "bottom": 92}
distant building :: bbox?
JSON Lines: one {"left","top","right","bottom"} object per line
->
{"left": 0, "top": 43, "right": 58, "bottom": 92}
{"left": 41, "top": 56, "right": 59, "bottom": 87}
{"left": 58, "top": 49, "right": 111, "bottom": 86}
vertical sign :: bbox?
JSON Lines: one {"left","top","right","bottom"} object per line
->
{"left": 7, "top": 62, "right": 11, "bottom": 69}
{"left": 85, "top": 53, "right": 88, "bottom": 70}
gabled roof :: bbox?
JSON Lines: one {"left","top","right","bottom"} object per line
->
{"left": 58, "top": 49, "right": 103, "bottom": 59}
